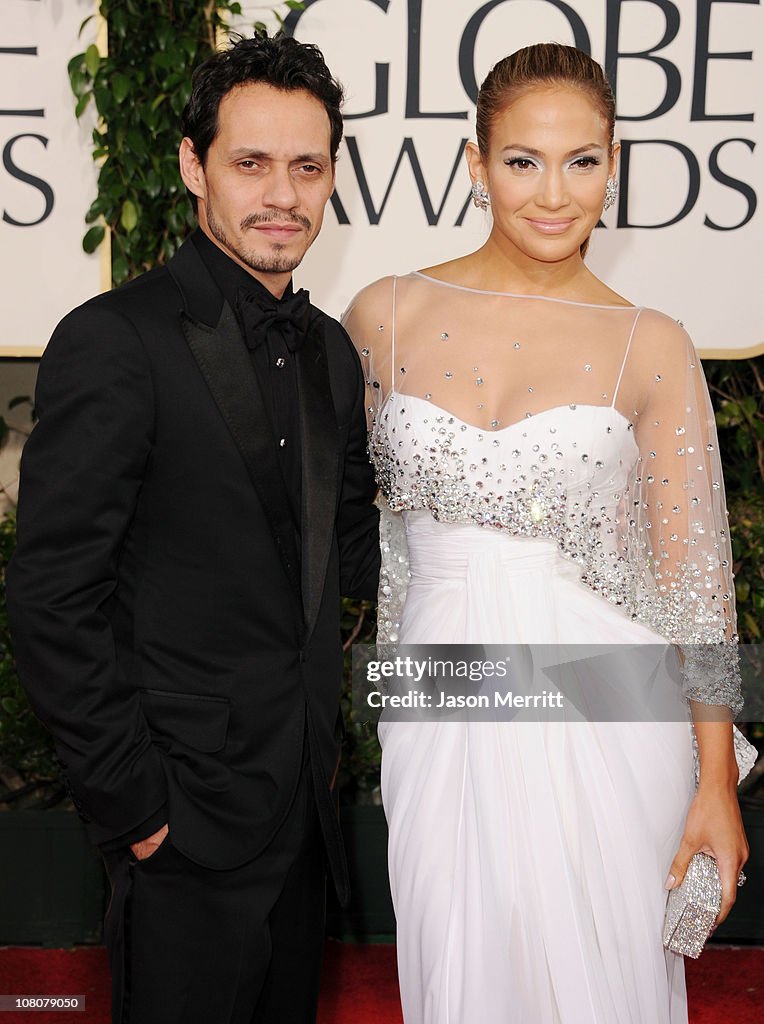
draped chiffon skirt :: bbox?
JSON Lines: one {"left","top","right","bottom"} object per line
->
{"left": 380, "top": 514, "right": 695, "bottom": 1024}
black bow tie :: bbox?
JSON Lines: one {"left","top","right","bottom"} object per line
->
{"left": 237, "top": 286, "right": 312, "bottom": 354}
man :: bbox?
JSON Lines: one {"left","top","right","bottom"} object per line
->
{"left": 7, "top": 32, "right": 379, "bottom": 1024}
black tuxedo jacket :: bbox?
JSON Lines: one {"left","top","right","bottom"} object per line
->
{"left": 6, "top": 238, "right": 379, "bottom": 903}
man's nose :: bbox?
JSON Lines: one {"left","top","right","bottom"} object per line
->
{"left": 261, "top": 165, "right": 299, "bottom": 210}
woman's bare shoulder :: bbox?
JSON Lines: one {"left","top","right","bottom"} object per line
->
{"left": 575, "top": 269, "right": 634, "bottom": 308}
{"left": 415, "top": 254, "right": 485, "bottom": 286}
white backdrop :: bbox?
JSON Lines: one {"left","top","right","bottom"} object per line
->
{"left": 3, "top": 1, "right": 762, "bottom": 356}
{"left": 240, "top": 0, "right": 763, "bottom": 357}
{"left": 1, "top": 0, "right": 103, "bottom": 355}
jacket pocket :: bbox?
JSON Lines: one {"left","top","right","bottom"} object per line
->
{"left": 139, "top": 688, "right": 230, "bottom": 753}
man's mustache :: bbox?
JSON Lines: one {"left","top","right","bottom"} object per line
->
{"left": 240, "top": 212, "right": 312, "bottom": 232}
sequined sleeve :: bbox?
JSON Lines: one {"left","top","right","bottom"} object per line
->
{"left": 342, "top": 277, "right": 410, "bottom": 643}
{"left": 625, "top": 311, "right": 742, "bottom": 715}
{"left": 341, "top": 276, "right": 395, "bottom": 431}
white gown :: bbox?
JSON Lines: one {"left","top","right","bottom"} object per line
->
{"left": 342, "top": 273, "right": 750, "bottom": 1024}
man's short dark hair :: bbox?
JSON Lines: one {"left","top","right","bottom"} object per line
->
{"left": 181, "top": 31, "right": 344, "bottom": 168}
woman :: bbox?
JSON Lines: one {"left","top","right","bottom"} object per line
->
{"left": 343, "top": 44, "right": 753, "bottom": 1023}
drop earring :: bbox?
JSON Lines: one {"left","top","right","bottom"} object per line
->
{"left": 471, "top": 180, "right": 491, "bottom": 210}
{"left": 603, "top": 176, "right": 618, "bottom": 211}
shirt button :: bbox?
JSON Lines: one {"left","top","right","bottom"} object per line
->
{"left": 279, "top": 438, "right": 287, "bottom": 447}
{"left": 275, "top": 357, "right": 286, "bottom": 368}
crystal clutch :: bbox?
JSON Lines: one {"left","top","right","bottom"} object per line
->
{"left": 662, "top": 852, "right": 721, "bottom": 958}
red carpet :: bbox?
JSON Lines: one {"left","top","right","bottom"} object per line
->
{"left": 0, "top": 942, "right": 760, "bottom": 1022}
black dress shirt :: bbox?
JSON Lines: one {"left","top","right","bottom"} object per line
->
{"left": 191, "top": 228, "right": 304, "bottom": 524}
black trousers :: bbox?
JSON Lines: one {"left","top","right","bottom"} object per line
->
{"left": 102, "top": 746, "right": 326, "bottom": 1024}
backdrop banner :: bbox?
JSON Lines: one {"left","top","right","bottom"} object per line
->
{"left": 3, "top": 1, "right": 761, "bottom": 356}
{"left": 1, "top": 0, "right": 102, "bottom": 356}
{"left": 238, "top": 0, "right": 763, "bottom": 357}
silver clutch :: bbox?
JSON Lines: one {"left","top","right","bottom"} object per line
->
{"left": 662, "top": 852, "right": 721, "bottom": 958}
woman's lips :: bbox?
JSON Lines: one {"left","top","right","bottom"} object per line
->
{"left": 525, "top": 218, "right": 576, "bottom": 234}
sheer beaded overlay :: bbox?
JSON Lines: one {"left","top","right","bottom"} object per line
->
{"left": 342, "top": 272, "right": 743, "bottom": 714}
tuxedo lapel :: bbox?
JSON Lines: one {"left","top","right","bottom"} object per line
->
{"left": 298, "top": 315, "right": 339, "bottom": 641}
{"left": 169, "top": 238, "right": 338, "bottom": 637}
{"left": 178, "top": 293, "right": 303, "bottom": 614}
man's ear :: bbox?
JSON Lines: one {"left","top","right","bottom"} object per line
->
{"left": 179, "top": 137, "right": 206, "bottom": 202}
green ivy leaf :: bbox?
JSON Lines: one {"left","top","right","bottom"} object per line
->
{"left": 743, "top": 611, "right": 761, "bottom": 640}
{"left": 69, "top": 69, "right": 88, "bottom": 99}
{"left": 84, "top": 43, "right": 101, "bottom": 77}
{"left": 112, "top": 256, "right": 129, "bottom": 284}
{"left": 112, "top": 73, "right": 131, "bottom": 104}
{"left": 742, "top": 396, "right": 758, "bottom": 417}
{"left": 167, "top": 206, "right": 188, "bottom": 235}
{"left": 74, "top": 93, "right": 92, "bottom": 119}
{"left": 144, "top": 169, "right": 162, "bottom": 199}
{"left": 67, "top": 52, "right": 85, "bottom": 76}
{"left": 83, "top": 225, "right": 106, "bottom": 253}
{"left": 142, "top": 105, "right": 161, "bottom": 132}
{"left": 93, "top": 84, "right": 112, "bottom": 116}
{"left": 161, "top": 160, "right": 180, "bottom": 188}
{"left": 120, "top": 199, "right": 138, "bottom": 233}
{"left": 126, "top": 128, "right": 148, "bottom": 158}
{"left": 110, "top": 8, "right": 128, "bottom": 37}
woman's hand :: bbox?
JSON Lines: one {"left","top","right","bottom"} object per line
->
{"left": 665, "top": 783, "right": 748, "bottom": 926}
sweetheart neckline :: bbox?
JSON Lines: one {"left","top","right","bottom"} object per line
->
{"left": 377, "top": 390, "right": 637, "bottom": 442}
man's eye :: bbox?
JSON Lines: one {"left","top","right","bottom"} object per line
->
{"left": 300, "top": 164, "right": 322, "bottom": 174}
{"left": 239, "top": 160, "right": 258, "bottom": 169}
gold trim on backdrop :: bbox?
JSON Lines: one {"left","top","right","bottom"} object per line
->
{"left": 699, "top": 342, "right": 764, "bottom": 360}
{"left": 216, "top": 5, "right": 230, "bottom": 50}
{"left": 4, "top": 341, "right": 764, "bottom": 359}
{"left": 96, "top": 8, "right": 112, "bottom": 295}
{"left": 5, "top": 342, "right": 762, "bottom": 361}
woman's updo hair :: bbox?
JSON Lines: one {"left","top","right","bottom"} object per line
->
{"left": 476, "top": 43, "right": 616, "bottom": 257}
{"left": 476, "top": 43, "right": 615, "bottom": 156}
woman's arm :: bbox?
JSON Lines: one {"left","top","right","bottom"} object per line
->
{"left": 628, "top": 310, "right": 750, "bottom": 922}
{"left": 667, "top": 713, "right": 748, "bottom": 924}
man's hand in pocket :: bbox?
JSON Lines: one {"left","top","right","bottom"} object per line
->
{"left": 130, "top": 823, "right": 169, "bottom": 861}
